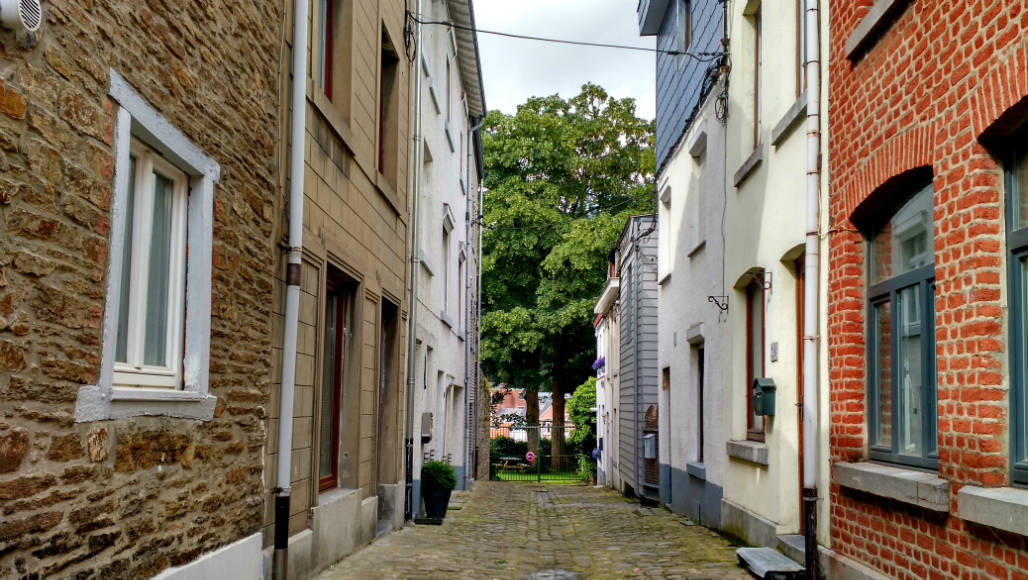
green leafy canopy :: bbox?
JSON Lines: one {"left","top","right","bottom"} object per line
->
{"left": 480, "top": 83, "right": 655, "bottom": 393}
{"left": 567, "top": 377, "right": 597, "bottom": 449}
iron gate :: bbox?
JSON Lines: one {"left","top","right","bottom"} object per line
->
{"left": 489, "top": 425, "right": 587, "bottom": 482}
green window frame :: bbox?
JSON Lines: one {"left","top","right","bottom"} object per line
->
{"left": 1006, "top": 139, "right": 1028, "bottom": 485}
{"left": 865, "top": 182, "right": 939, "bottom": 469}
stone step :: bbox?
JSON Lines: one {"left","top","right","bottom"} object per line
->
{"left": 737, "top": 547, "right": 805, "bottom": 580}
{"left": 777, "top": 534, "right": 806, "bottom": 565}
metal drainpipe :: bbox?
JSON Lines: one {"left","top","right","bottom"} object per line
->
{"left": 476, "top": 127, "right": 484, "bottom": 474}
{"left": 274, "top": 0, "right": 309, "bottom": 576}
{"left": 632, "top": 220, "right": 641, "bottom": 499}
{"left": 403, "top": 0, "right": 425, "bottom": 523}
{"left": 463, "top": 116, "right": 483, "bottom": 488}
{"left": 802, "top": 0, "right": 822, "bottom": 577}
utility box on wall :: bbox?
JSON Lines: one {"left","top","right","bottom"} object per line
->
{"left": 751, "top": 377, "right": 776, "bottom": 416}
{"left": 421, "top": 412, "right": 434, "bottom": 443}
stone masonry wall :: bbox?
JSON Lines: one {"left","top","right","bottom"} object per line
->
{"left": 828, "top": 1, "right": 1028, "bottom": 578}
{"left": 0, "top": 1, "right": 281, "bottom": 577}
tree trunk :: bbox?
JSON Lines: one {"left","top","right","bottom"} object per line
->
{"left": 525, "top": 389, "right": 539, "bottom": 465}
{"left": 551, "top": 380, "right": 568, "bottom": 471}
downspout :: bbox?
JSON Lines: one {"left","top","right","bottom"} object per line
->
{"left": 274, "top": 0, "right": 309, "bottom": 576}
{"left": 476, "top": 126, "right": 484, "bottom": 476}
{"left": 632, "top": 220, "right": 641, "bottom": 499}
{"left": 463, "top": 116, "right": 483, "bottom": 488}
{"left": 403, "top": 0, "right": 425, "bottom": 522}
{"left": 802, "top": 0, "right": 821, "bottom": 577}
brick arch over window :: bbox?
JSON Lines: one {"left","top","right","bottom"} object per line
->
{"left": 838, "top": 126, "right": 935, "bottom": 219}
{"left": 969, "top": 41, "right": 1028, "bottom": 141}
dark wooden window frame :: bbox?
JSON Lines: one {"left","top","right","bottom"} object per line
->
{"left": 752, "top": 6, "right": 761, "bottom": 150}
{"left": 378, "top": 29, "right": 400, "bottom": 178}
{"left": 795, "top": 0, "right": 805, "bottom": 97}
{"left": 319, "top": 277, "right": 346, "bottom": 492}
{"left": 794, "top": 258, "right": 805, "bottom": 531}
{"left": 696, "top": 346, "right": 704, "bottom": 462}
{"left": 746, "top": 278, "right": 766, "bottom": 442}
{"left": 322, "top": 0, "right": 335, "bottom": 100}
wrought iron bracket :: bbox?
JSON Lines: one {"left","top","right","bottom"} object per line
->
{"left": 707, "top": 296, "right": 729, "bottom": 312}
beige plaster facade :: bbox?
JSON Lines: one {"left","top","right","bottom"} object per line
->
{"left": 719, "top": 0, "right": 830, "bottom": 549}
{"left": 264, "top": 0, "right": 412, "bottom": 576}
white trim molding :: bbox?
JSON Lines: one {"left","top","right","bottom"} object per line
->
{"left": 75, "top": 69, "right": 221, "bottom": 422}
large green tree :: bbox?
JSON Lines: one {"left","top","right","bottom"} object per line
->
{"left": 480, "top": 84, "right": 654, "bottom": 465}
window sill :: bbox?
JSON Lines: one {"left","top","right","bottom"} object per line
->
{"left": 375, "top": 172, "right": 405, "bottom": 221}
{"left": 687, "top": 240, "right": 706, "bottom": 258}
{"left": 834, "top": 461, "right": 949, "bottom": 512}
{"left": 75, "top": 385, "right": 217, "bottom": 422}
{"left": 428, "top": 81, "right": 441, "bottom": 114}
{"left": 418, "top": 250, "right": 435, "bottom": 276}
{"left": 726, "top": 439, "right": 768, "bottom": 466}
{"left": 733, "top": 145, "right": 763, "bottom": 187}
{"left": 317, "top": 486, "right": 360, "bottom": 506}
{"left": 956, "top": 485, "right": 1028, "bottom": 536}
{"left": 658, "top": 272, "right": 672, "bottom": 286}
{"left": 444, "top": 122, "right": 455, "bottom": 152}
{"left": 686, "top": 461, "right": 707, "bottom": 480}
{"left": 844, "top": 0, "right": 909, "bottom": 60}
{"left": 771, "top": 91, "right": 807, "bottom": 147}
{"left": 307, "top": 80, "right": 371, "bottom": 177}
{"left": 440, "top": 311, "right": 454, "bottom": 329}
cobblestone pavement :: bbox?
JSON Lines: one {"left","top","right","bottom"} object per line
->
{"left": 315, "top": 481, "right": 750, "bottom": 579}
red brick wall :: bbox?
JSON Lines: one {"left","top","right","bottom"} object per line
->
{"left": 828, "top": 1, "right": 1028, "bottom": 578}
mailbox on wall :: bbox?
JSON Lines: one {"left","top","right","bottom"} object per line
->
{"left": 643, "top": 433, "right": 657, "bottom": 459}
{"left": 752, "top": 377, "right": 777, "bottom": 416}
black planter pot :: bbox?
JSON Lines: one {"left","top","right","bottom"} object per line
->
{"left": 422, "top": 487, "right": 452, "bottom": 520}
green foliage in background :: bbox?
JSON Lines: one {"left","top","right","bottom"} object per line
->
{"left": 480, "top": 83, "right": 655, "bottom": 396}
{"left": 567, "top": 377, "right": 597, "bottom": 450}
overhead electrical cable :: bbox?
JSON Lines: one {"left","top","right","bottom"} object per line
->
{"left": 408, "top": 13, "right": 723, "bottom": 61}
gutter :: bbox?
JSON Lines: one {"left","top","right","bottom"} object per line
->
{"left": 801, "top": 0, "right": 822, "bottom": 577}
{"left": 463, "top": 115, "right": 483, "bottom": 488}
{"left": 274, "top": 0, "right": 310, "bottom": 576}
{"left": 403, "top": 0, "right": 426, "bottom": 522}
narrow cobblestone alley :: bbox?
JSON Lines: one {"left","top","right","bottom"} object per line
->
{"left": 316, "top": 482, "right": 749, "bottom": 579}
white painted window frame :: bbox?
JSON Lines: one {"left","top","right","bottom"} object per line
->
{"left": 112, "top": 141, "right": 189, "bottom": 389}
{"left": 75, "top": 70, "right": 220, "bottom": 422}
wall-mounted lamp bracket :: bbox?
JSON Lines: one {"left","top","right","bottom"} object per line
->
{"left": 707, "top": 296, "right": 729, "bottom": 312}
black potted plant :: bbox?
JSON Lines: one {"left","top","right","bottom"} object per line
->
{"left": 420, "top": 460, "right": 457, "bottom": 521}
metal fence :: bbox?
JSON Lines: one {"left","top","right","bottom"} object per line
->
{"left": 489, "top": 425, "right": 587, "bottom": 482}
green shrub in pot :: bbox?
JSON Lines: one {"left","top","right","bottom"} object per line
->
{"left": 420, "top": 460, "right": 456, "bottom": 520}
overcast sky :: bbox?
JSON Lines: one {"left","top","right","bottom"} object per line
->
{"left": 472, "top": 0, "right": 656, "bottom": 120}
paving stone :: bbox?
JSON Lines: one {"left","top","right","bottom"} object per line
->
{"left": 315, "top": 481, "right": 749, "bottom": 580}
